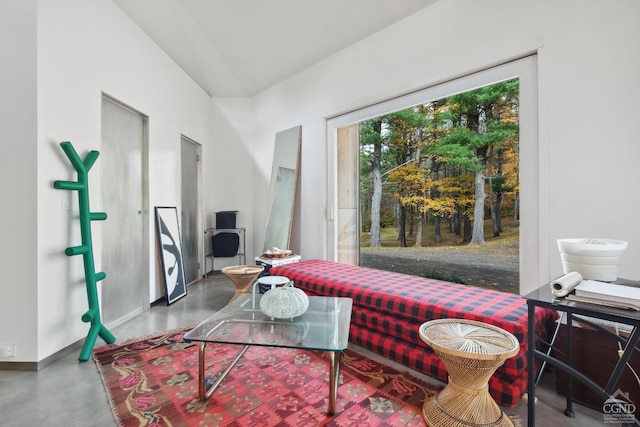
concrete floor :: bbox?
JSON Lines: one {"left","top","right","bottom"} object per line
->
{"left": 0, "top": 273, "right": 610, "bottom": 426}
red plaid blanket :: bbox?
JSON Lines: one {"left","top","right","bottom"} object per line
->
{"left": 270, "top": 259, "right": 557, "bottom": 407}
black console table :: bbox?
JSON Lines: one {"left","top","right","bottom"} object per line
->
{"left": 524, "top": 284, "right": 640, "bottom": 426}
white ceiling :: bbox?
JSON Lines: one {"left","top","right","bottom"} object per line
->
{"left": 112, "top": 0, "right": 438, "bottom": 97}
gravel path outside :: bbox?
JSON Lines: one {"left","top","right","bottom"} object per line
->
{"left": 360, "top": 244, "right": 519, "bottom": 294}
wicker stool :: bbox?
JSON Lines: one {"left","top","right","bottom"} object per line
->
{"left": 221, "top": 265, "right": 264, "bottom": 301}
{"left": 419, "top": 319, "right": 519, "bottom": 427}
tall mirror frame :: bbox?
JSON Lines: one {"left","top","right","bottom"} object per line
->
{"left": 263, "top": 125, "right": 302, "bottom": 253}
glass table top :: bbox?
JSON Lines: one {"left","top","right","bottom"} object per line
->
{"left": 184, "top": 294, "right": 353, "bottom": 351}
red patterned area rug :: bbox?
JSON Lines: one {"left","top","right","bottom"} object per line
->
{"left": 93, "top": 327, "right": 442, "bottom": 426}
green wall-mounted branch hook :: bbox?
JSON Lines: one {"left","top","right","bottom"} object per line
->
{"left": 54, "top": 141, "right": 115, "bottom": 361}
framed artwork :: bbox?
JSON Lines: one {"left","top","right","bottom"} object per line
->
{"left": 155, "top": 206, "right": 187, "bottom": 305}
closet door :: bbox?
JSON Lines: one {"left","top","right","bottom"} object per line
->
{"left": 181, "top": 135, "right": 201, "bottom": 284}
{"left": 101, "top": 96, "right": 146, "bottom": 324}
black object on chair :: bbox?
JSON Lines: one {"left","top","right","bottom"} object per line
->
{"left": 212, "top": 232, "right": 240, "bottom": 257}
{"left": 215, "top": 210, "right": 238, "bottom": 229}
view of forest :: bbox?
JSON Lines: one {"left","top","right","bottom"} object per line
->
{"left": 358, "top": 79, "right": 521, "bottom": 289}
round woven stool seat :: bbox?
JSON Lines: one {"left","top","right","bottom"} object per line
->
{"left": 222, "top": 265, "right": 264, "bottom": 301}
{"left": 419, "top": 319, "right": 519, "bottom": 427}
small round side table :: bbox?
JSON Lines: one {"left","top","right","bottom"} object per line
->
{"left": 221, "top": 265, "right": 264, "bottom": 301}
{"left": 419, "top": 319, "right": 520, "bottom": 427}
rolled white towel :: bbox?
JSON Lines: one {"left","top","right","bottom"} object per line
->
{"left": 550, "top": 271, "right": 583, "bottom": 297}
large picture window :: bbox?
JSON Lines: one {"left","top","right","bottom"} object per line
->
{"left": 326, "top": 55, "right": 543, "bottom": 295}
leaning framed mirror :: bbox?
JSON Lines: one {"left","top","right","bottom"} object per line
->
{"left": 263, "top": 126, "right": 301, "bottom": 253}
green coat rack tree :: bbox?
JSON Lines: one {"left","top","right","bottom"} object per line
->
{"left": 54, "top": 141, "right": 115, "bottom": 361}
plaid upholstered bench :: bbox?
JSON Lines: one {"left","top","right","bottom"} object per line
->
{"left": 269, "top": 259, "right": 557, "bottom": 408}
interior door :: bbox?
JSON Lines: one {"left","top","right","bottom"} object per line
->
{"left": 181, "top": 135, "right": 201, "bottom": 284}
{"left": 101, "top": 96, "right": 146, "bottom": 325}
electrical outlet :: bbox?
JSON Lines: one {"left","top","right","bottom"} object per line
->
{"left": 62, "top": 194, "right": 71, "bottom": 211}
{"left": 0, "top": 344, "right": 17, "bottom": 357}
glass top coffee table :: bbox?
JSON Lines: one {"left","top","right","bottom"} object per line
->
{"left": 184, "top": 293, "right": 353, "bottom": 415}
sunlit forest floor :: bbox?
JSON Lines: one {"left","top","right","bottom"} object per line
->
{"left": 360, "top": 219, "right": 520, "bottom": 293}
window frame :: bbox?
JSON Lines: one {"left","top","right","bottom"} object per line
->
{"left": 325, "top": 54, "right": 547, "bottom": 295}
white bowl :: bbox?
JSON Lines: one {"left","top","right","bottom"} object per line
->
{"left": 557, "top": 238, "right": 627, "bottom": 257}
{"left": 561, "top": 262, "right": 620, "bottom": 281}
{"left": 560, "top": 253, "right": 621, "bottom": 266}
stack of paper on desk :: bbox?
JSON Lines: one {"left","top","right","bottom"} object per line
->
{"left": 565, "top": 280, "right": 640, "bottom": 311}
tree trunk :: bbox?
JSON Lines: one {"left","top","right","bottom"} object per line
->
{"left": 369, "top": 121, "right": 383, "bottom": 247}
{"left": 513, "top": 191, "right": 520, "bottom": 227}
{"left": 414, "top": 213, "right": 423, "bottom": 247}
{"left": 469, "top": 169, "right": 486, "bottom": 245}
{"left": 408, "top": 208, "right": 414, "bottom": 237}
{"left": 495, "top": 146, "right": 504, "bottom": 233}
{"left": 370, "top": 170, "right": 382, "bottom": 247}
{"left": 490, "top": 192, "right": 500, "bottom": 237}
{"left": 397, "top": 201, "right": 407, "bottom": 247}
{"left": 462, "top": 214, "right": 472, "bottom": 243}
{"left": 495, "top": 192, "right": 503, "bottom": 233}
{"left": 454, "top": 209, "right": 461, "bottom": 237}
{"left": 434, "top": 216, "right": 443, "bottom": 243}
{"left": 488, "top": 166, "right": 500, "bottom": 238}
{"left": 490, "top": 190, "right": 499, "bottom": 237}
{"left": 466, "top": 108, "right": 487, "bottom": 245}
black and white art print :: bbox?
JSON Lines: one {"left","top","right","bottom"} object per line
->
{"left": 155, "top": 206, "right": 187, "bottom": 305}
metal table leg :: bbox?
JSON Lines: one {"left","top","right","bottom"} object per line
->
{"left": 327, "top": 351, "right": 342, "bottom": 415}
{"left": 527, "top": 302, "right": 536, "bottom": 427}
{"left": 564, "top": 312, "right": 575, "bottom": 417}
{"left": 198, "top": 342, "right": 250, "bottom": 400}
{"left": 535, "top": 311, "right": 565, "bottom": 387}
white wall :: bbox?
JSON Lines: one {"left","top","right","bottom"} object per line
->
{"left": 0, "top": 0, "right": 258, "bottom": 365}
{"left": 205, "top": 97, "right": 258, "bottom": 270}
{"left": 250, "top": 0, "right": 640, "bottom": 289}
{"left": 34, "top": 0, "right": 215, "bottom": 361}
{"left": 28, "top": 0, "right": 238, "bottom": 362}
{"left": 0, "top": 1, "right": 38, "bottom": 362}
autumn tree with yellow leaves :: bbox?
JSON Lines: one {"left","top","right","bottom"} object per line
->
{"left": 360, "top": 78, "right": 520, "bottom": 247}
